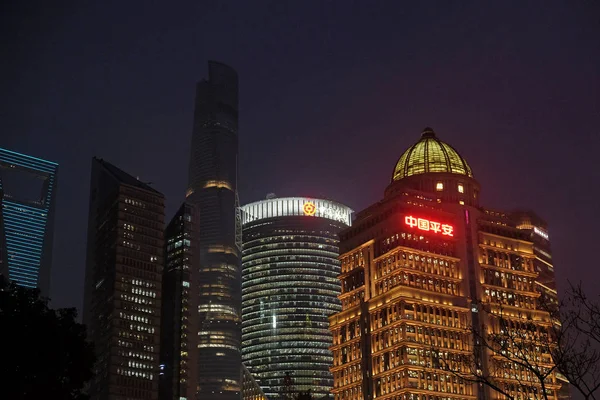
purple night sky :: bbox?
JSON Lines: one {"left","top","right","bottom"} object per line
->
{"left": 2, "top": 0, "right": 599, "bottom": 328}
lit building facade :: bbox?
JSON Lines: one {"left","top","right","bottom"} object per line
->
{"left": 242, "top": 364, "right": 269, "bottom": 400}
{"left": 510, "top": 211, "right": 557, "bottom": 309}
{"left": 329, "top": 128, "right": 565, "bottom": 400}
{"left": 83, "top": 158, "right": 165, "bottom": 400}
{"left": 0, "top": 147, "right": 58, "bottom": 295}
{"left": 159, "top": 202, "right": 199, "bottom": 400}
{"left": 186, "top": 61, "right": 242, "bottom": 400}
{"left": 241, "top": 196, "right": 353, "bottom": 399}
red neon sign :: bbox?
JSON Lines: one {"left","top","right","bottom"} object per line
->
{"left": 404, "top": 216, "right": 454, "bottom": 236}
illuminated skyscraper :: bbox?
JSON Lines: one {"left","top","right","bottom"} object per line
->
{"left": 0, "top": 148, "right": 58, "bottom": 295}
{"left": 241, "top": 196, "right": 353, "bottom": 399}
{"left": 186, "top": 61, "right": 242, "bottom": 400}
{"left": 83, "top": 158, "right": 165, "bottom": 400}
{"left": 329, "top": 128, "right": 566, "bottom": 400}
{"left": 159, "top": 202, "right": 199, "bottom": 400}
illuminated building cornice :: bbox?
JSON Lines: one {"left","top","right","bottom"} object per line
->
{"left": 241, "top": 196, "right": 353, "bottom": 226}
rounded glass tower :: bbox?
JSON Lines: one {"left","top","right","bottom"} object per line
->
{"left": 240, "top": 196, "right": 352, "bottom": 399}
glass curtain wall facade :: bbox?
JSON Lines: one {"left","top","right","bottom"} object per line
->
{"left": 159, "top": 202, "right": 199, "bottom": 400}
{"left": 186, "top": 61, "right": 242, "bottom": 400}
{"left": 0, "top": 148, "right": 58, "bottom": 295}
{"left": 83, "top": 158, "right": 165, "bottom": 400}
{"left": 241, "top": 196, "right": 353, "bottom": 400}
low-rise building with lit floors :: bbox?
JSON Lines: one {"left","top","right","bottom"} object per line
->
{"left": 241, "top": 196, "right": 353, "bottom": 399}
{"left": 329, "top": 128, "right": 566, "bottom": 400}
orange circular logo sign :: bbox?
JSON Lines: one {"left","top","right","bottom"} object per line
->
{"left": 303, "top": 202, "right": 317, "bottom": 216}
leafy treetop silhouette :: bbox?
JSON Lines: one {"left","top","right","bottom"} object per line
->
{"left": 0, "top": 276, "right": 95, "bottom": 400}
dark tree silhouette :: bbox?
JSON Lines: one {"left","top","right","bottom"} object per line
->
{"left": 437, "top": 283, "right": 600, "bottom": 400}
{"left": 296, "top": 390, "right": 313, "bottom": 400}
{"left": 552, "top": 283, "right": 600, "bottom": 400}
{"left": 0, "top": 277, "right": 95, "bottom": 400}
{"left": 436, "top": 304, "right": 560, "bottom": 400}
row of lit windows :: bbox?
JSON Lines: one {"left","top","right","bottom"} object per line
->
{"left": 116, "top": 340, "right": 154, "bottom": 352}
{"left": 483, "top": 289, "right": 537, "bottom": 309}
{"left": 131, "top": 286, "right": 156, "bottom": 298}
{"left": 119, "top": 312, "right": 150, "bottom": 324}
{"left": 120, "top": 293, "right": 154, "bottom": 306}
{"left": 332, "top": 319, "right": 361, "bottom": 344}
{"left": 242, "top": 339, "right": 333, "bottom": 356}
{"left": 341, "top": 290, "right": 365, "bottom": 309}
{"left": 117, "top": 367, "right": 154, "bottom": 380}
{"left": 118, "top": 349, "right": 154, "bottom": 361}
{"left": 118, "top": 330, "right": 152, "bottom": 343}
{"left": 435, "top": 182, "right": 464, "bottom": 193}
{"left": 128, "top": 323, "right": 155, "bottom": 334}
{"left": 243, "top": 259, "right": 339, "bottom": 274}
{"left": 373, "top": 368, "right": 471, "bottom": 397}
{"left": 481, "top": 248, "right": 533, "bottom": 273}
{"left": 371, "top": 327, "right": 468, "bottom": 353}
{"left": 243, "top": 286, "right": 340, "bottom": 302}
{"left": 371, "top": 303, "right": 466, "bottom": 330}
{"left": 243, "top": 248, "right": 339, "bottom": 264}
{"left": 375, "top": 273, "right": 460, "bottom": 297}
{"left": 243, "top": 265, "right": 340, "bottom": 281}
{"left": 243, "top": 242, "right": 338, "bottom": 256}
{"left": 124, "top": 198, "right": 147, "bottom": 208}
{"left": 332, "top": 342, "right": 362, "bottom": 366}
{"left": 482, "top": 269, "right": 535, "bottom": 292}
{"left": 492, "top": 360, "right": 556, "bottom": 383}
{"left": 243, "top": 275, "right": 340, "bottom": 292}
{"left": 340, "top": 251, "right": 367, "bottom": 274}
{"left": 130, "top": 278, "right": 155, "bottom": 288}
{"left": 376, "top": 251, "right": 458, "bottom": 279}
{"left": 379, "top": 232, "right": 456, "bottom": 259}
{"left": 333, "top": 363, "right": 362, "bottom": 387}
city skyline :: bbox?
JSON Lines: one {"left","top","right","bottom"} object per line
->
{"left": 2, "top": 1, "right": 599, "bottom": 341}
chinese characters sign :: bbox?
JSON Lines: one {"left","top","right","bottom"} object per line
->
{"left": 404, "top": 216, "right": 454, "bottom": 236}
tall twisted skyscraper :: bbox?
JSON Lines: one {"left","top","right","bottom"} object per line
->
{"left": 186, "top": 61, "right": 242, "bottom": 400}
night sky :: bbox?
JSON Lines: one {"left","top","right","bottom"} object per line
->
{"left": 2, "top": 1, "right": 599, "bottom": 317}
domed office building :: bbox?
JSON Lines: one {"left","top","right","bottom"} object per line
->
{"left": 241, "top": 196, "right": 353, "bottom": 400}
{"left": 386, "top": 127, "right": 479, "bottom": 206}
{"left": 329, "top": 128, "right": 569, "bottom": 400}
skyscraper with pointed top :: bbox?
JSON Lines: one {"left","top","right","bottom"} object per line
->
{"left": 186, "top": 61, "right": 242, "bottom": 400}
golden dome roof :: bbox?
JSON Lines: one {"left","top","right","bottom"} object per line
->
{"left": 392, "top": 127, "right": 472, "bottom": 181}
